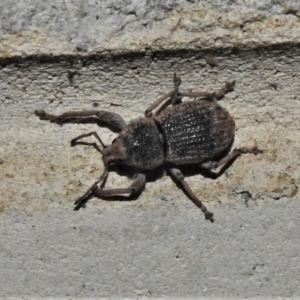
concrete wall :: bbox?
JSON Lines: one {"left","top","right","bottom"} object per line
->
{"left": 1, "top": 0, "right": 300, "bottom": 298}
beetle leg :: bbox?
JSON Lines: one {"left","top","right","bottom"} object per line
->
{"left": 74, "top": 173, "right": 146, "bottom": 210}
{"left": 145, "top": 73, "right": 182, "bottom": 117}
{"left": 200, "top": 145, "right": 263, "bottom": 170}
{"left": 181, "top": 81, "right": 235, "bottom": 100}
{"left": 168, "top": 167, "right": 214, "bottom": 223}
{"left": 34, "top": 110, "right": 126, "bottom": 132}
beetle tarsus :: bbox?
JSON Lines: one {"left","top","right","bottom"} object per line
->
{"left": 214, "top": 80, "right": 236, "bottom": 99}
{"left": 205, "top": 211, "right": 214, "bottom": 223}
{"left": 237, "top": 145, "right": 263, "bottom": 155}
{"left": 34, "top": 110, "right": 61, "bottom": 124}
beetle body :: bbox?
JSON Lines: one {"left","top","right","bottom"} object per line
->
{"left": 105, "top": 100, "right": 235, "bottom": 170}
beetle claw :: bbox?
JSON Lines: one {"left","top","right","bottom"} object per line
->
{"left": 205, "top": 212, "right": 214, "bottom": 223}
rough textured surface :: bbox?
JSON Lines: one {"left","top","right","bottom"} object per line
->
{"left": 1, "top": 0, "right": 300, "bottom": 56}
{"left": 1, "top": 0, "right": 300, "bottom": 298}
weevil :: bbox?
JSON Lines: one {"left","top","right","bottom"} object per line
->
{"left": 35, "top": 73, "right": 262, "bottom": 222}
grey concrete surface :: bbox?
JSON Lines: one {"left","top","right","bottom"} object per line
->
{"left": 1, "top": 0, "right": 300, "bottom": 298}
{"left": 1, "top": 201, "right": 300, "bottom": 298}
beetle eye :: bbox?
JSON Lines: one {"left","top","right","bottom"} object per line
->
{"left": 109, "top": 160, "right": 120, "bottom": 166}
{"left": 108, "top": 159, "right": 121, "bottom": 166}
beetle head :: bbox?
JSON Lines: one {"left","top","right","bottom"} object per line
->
{"left": 102, "top": 137, "right": 127, "bottom": 167}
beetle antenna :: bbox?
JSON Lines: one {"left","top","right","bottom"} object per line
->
{"left": 73, "top": 167, "right": 109, "bottom": 209}
{"left": 70, "top": 131, "right": 107, "bottom": 154}
{"left": 99, "top": 167, "right": 108, "bottom": 182}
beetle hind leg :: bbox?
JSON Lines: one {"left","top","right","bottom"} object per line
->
{"left": 181, "top": 81, "right": 235, "bottom": 100}
{"left": 200, "top": 144, "right": 263, "bottom": 171}
{"left": 145, "top": 74, "right": 236, "bottom": 118}
{"left": 145, "top": 73, "right": 183, "bottom": 117}
{"left": 168, "top": 167, "right": 214, "bottom": 223}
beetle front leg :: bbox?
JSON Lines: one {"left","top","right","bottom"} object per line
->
{"left": 35, "top": 110, "right": 126, "bottom": 132}
{"left": 74, "top": 173, "right": 146, "bottom": 210}
{"left": 168, "top": 167, "right": 214, "bottom": 223}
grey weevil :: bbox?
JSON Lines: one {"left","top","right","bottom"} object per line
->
{"left": 35, "top": 73, "right": 262, "bottom": 222}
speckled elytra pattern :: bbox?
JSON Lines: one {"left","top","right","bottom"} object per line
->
{"left": 157, "top": 100, "right": 235, "bottom": 165}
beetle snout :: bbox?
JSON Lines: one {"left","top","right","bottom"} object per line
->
{"left": 102, "top": 148, "right": 114, "bottom": 166}
{"left": 102, "top": 140, "right": 127, "bottom": 167}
